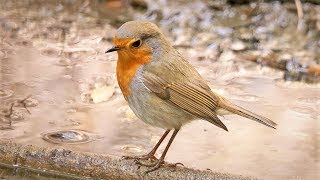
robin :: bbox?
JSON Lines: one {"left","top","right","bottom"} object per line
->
{"left": 106, "top": 21, "right": 277, "bottom": 173}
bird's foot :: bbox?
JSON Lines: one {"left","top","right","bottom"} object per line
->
{"left": 143, "top": 159, "right": 164, "bottom": 174}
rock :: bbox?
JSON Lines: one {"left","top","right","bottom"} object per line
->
{"left": 231, "top": 40, "right": 246, "bottom": 51}
{"left": 91, "top": 85, "right": 115, "bottom": 104}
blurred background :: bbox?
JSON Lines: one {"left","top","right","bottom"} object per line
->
{"left": 0, "top": 0, "right": 319, "bottom": 179}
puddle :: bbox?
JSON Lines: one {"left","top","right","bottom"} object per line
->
{"left": 0, "top": 44, "right": 318, "bottom": 180}
{"left": 0, "top": 1, "right": 319, "bottom": 179}
{"left": 41, "top": 130, "right": 91, "bottom": 144}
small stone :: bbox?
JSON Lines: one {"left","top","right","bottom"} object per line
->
{"left": 231, "top": 41, "right": 246, "bottom": 51}
{"left": 91, "top": 85, "right": 115, "bottom": 103}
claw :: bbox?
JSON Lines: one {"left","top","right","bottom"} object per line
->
{"left": 171, "top": 162, "right": 184, "bottom": 167}
{"left": 144, "top": 160, "right": 164, "bottom": 174}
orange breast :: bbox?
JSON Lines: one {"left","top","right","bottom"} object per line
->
{"left": 116, "top": 45, "right": 151, "bottom": 98}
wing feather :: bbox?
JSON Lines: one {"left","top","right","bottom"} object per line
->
{"left": 143, "top": 71, "right": 228, "bottom": 131}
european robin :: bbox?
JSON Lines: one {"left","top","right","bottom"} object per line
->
{"left": 106, "top": 21, "right": 277, "bottom": 172}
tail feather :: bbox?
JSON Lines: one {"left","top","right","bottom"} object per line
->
{"left": 218, "top": 98, "right": 277, "bottom": 129}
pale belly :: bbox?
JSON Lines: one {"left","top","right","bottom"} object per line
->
{"left": 126, "top": 69, "right": 194, "bottom": 129}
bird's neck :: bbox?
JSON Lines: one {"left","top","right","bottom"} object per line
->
{"left": 116, "top": 51, "right": 151, "bottom": 99}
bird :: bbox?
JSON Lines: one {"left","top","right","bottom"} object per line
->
{"left": 105, "top": 20, "right": 277, "bottom": 173}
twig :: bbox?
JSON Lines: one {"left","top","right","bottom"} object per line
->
{"left": 4, "top": 103, "right": 14, "bottom": 127}
{"left": 295, "top": 0, "right": 305, "bottom": 31}
{"left": 295, "top": 0, "right": 304, "bottom": 19}
{"left": 4, "top": 103, "right": 14, "bottom": 118}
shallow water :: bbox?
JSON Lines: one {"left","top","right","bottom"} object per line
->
{"left": 1, "top": 0, "right": 320, "bottom": 179}
{"left": 1, "top": 46, "right": 319, "bottom": 179}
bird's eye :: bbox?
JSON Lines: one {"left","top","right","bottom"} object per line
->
{"left": 132, "top": 40, "right": 142, "bottom": 48}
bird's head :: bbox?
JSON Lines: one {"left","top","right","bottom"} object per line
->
{"left": 106, "top": 21, "right": 170, "bottom": 64}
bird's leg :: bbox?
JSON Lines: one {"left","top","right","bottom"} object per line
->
{"left": 122, "top": 129, "right": 170, "bottom": 161}
{"left": 144, "top": 129, "right": 179, "bottom": 174}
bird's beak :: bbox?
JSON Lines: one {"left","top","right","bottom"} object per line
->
{"left": 105, "top": 46, "right": 120, "bottom": 53}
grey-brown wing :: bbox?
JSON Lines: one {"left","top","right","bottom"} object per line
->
{"left": 143, "top": 71, "right": 228, "bottom": 131}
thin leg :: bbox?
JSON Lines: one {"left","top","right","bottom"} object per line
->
{"left": 122, "top": 129, "right": 170, "bottom": 161}
{"left": 145, "top": 129, "right": 180, "bottom": 173}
